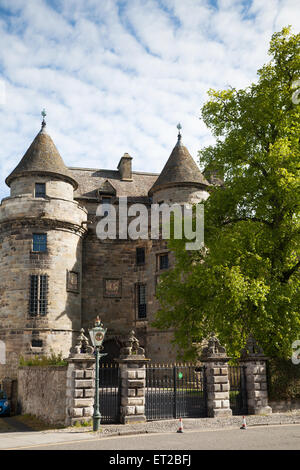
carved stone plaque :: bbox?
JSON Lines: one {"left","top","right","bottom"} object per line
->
{"left": 103, "top": 278, "right": 122, "bottom": 297}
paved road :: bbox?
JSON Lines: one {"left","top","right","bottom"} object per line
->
{"left": 2, "top": 424, "right": 300, "bottom": 450}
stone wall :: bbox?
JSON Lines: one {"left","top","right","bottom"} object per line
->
{"left": 80, "top": 203, "right": 179, "bottom": 362}
{"left": 269, "top": 399, "right": 300, "bottom": 413}
{"left": 17, "top": 366, "right": 68, "bottom": 425}
{"left": 152, "top": 185, "right": 209, "bottom": 205}
{"left": 10, "top": 175, "right": 74, "bottom": 201}
{"left": 0, "top": 223, "right": 85, "bottom": 380}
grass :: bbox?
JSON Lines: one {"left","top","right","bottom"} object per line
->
{"left": 73, "top": 420, "right": 93, "bottom": 428}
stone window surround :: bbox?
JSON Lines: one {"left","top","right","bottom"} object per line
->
{"left": 155, "top": 274, "right": 161, "bottom": 294}
{"left": 28, "top": 274, "right": 48, "bottom": 317}
{"left": 136, "top": 283, "right": 147, "bottom": 319}
{"left": 35, "top": 182, "right": 46, "bottom": 198}
{"left": 155, "top": 249, "right": 170, "bottom": 272}
{"left": 136, "top": 247, "right": 146, "bottom": 266}
{"left": 32, "top": 233, "right": 47, "bottom": 253}
{"left": 98, "top": 194, "right": 116, "bottom": 205}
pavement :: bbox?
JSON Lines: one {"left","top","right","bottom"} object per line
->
{"left": 3, "top": 424, "right": 299, "bottom": 451}
{"left": 1, "top": 411, "right": 300, "bottom": 450}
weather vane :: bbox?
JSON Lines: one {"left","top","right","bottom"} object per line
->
{"left": 41, "top": 108, "right": 46, "bottom": 128}
{"left": 177, "top": 123, "right": 182, "bottom": 143}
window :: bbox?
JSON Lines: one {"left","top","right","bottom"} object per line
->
{"left": 101, "top": 196, "right": 112, "bottom": 217}
{"left": 136, "top": 247, "right": 145, "bottom": 266}
{"left": 32, "top": 233, "right": 47, "bottom": 252}
{"left": 29, "top": 274, "right": 48, "bottom": 316}
{"left": 31, "top": 339, "right": 43, "bottom": 347}
{"left": 159, "top": 253, "right": 169, "bottom": 270}
{"left": 137, "top": 284, "right": 147, "bottom": 319}
{"left": 101, "top": 196, "right": 112, "bottom": 203}
{"left": 35, "top": 183, "right": 46, "bottom": 198}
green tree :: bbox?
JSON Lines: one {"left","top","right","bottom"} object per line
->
{"left": 153, "top": 27, "right": 300, "bottom": 360}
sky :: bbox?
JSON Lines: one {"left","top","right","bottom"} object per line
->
{"left": 0, "top": 0, "right": 299, "bottom": 200}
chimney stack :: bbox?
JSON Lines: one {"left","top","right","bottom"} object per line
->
{"left": 118, "top": 153, "right": 133, "bottom": 181}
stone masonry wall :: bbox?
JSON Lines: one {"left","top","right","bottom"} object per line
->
{"left": 81, "top": 203, "right": 179, "bottom": 362}
{"left": 10, "top": 175, "right": 74, "bottom": 201}
{"left": 152, "top": 185, "right": 209, "bottom": 204}
{"left": 269, "top": 399, "right": 300, "bottom": 412}
{"left": 17, "top": 366, "right": 68, "bottom": 425}
{"left": 0, "top": 186, "right": 87, "bottom": 380}
{"left": 0, "top": 223, "right": 85, "bottom": 380}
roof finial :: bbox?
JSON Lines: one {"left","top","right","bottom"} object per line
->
{"left": 176, "top": 123, "right": 182, "bottom": 145}
{"left": 41, "top": 108, "right": 46, "bottom": 129}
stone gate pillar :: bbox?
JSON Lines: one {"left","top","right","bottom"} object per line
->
{"left": 240, "top": 337, "right": 272, "bottom": 415}
{"left": 200, "top": 335, "right": 232, "bottom": 418}
{"left": 65, "top": 329, "right": 95, "bottom": 426}
{"left": 115, "top": 330, "right": 150, "bottom": 424}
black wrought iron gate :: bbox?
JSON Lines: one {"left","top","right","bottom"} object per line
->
{"left": 228, "top": 365, "right": 248, "bottom": 415}
{"left": 145, "top": 364, "right": 207, "bottom": 421}
{"left": 98, "top": 363, "right": 121, "bottom": 423}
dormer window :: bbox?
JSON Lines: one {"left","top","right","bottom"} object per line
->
{"left": 35, "top": 183, "right": 46, "bottom": 198}
{"left": 101, "top": 196, "right": 112, "bottom": 217}
{"left": 101, "top": 196, "right": 112, "bottom": 204}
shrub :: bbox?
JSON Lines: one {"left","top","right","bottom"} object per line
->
{"left": 267, "top": 358, "right": 300, "bottom": 400}
{"left": 19, "top": 351, "right": 67, "bottom": 367}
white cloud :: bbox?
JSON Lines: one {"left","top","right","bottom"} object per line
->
{"left": 0, "top": 0, "right": 298, "bottom": 200}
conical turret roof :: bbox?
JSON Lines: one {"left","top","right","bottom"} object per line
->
{"left": 149, "top": 134, "right": 209, "bottom": 195}
{"left": 6, "top": 123, "right": 78, "bottom": 189}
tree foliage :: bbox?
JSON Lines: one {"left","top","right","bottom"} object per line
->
{"left": 153, "top": 27, "right": 300, "bottom": 360}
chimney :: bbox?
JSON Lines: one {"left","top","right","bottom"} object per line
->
{"left": 118, "top": 153, "right": 133, "bottom": 181}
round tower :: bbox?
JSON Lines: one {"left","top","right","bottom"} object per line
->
{"left": 0, "top": 115, "right": 87, "bottom": 379}
{"left": 149, "top": 126, "right": 210, "bottom": 204}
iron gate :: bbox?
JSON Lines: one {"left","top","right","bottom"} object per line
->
{"left": 145, "top": 364, "right": 207, "bottom": 421}
{"left": 98, "top": 363, "right": 121, "bottom": 423}
{"left": 229, "top": 365, "right": 248, "bottom": 415}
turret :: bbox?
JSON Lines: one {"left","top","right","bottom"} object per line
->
{"left": 0, "top": 113, "right": 87, "bottom": 380}
{"left": 149, "top": 125, "right": 210, "bottom": 204}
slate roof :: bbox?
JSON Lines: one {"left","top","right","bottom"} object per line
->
{"left": 149, "top": 137, "right": 209, "bottom": 195}
{"left": 6, "top": 125, "right": 210, "bottom": 200}
{"left": 70, "top": 168, "right": 158, "bottom": 201}
{"left": 6, "top": 125, "right": 78, "bottom": 189}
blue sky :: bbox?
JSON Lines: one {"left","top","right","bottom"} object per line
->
{"left": 0, "top": 0, "right": 299, "bottom": 200}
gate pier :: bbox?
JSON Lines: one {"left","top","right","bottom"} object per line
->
{"left": 239, "top": 337, "right": 272, "bottom": 415}
{"left": 115, "top": 330, "right": 150, "bottom": 424}
{"left": 200, "top": 335, "right": 232, "bottom": 418}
